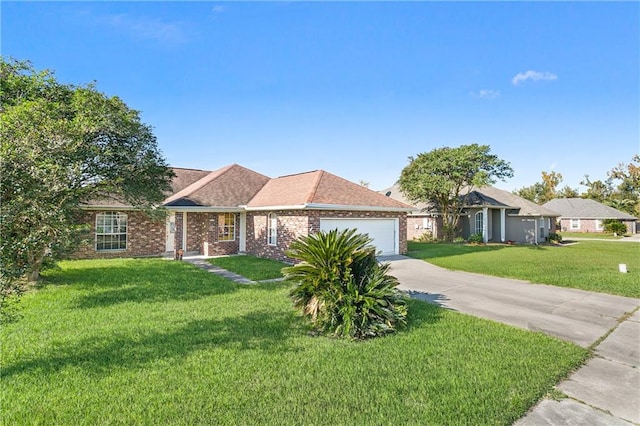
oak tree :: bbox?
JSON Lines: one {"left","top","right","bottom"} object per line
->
{"left": 399, "top": 144, "right": 513, "bottom": 242}
{"left": 1, "top": 58, "right": 174, "bottom": 309}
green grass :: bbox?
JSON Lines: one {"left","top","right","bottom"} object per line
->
{"left": 1, "top": 258, "right": 587, "bottom": 425}
{"left": 208, "top": 255, "right": 288, "bottom": 281}
{"left": 559, "top": 231, "right": 627, "bottom": 240}
{"left": 407, "top": 240, "right": 640, "bottom": 298}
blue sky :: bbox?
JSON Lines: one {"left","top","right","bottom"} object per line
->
{"left": 3, "top": 1, "right": 638, "bottom": 192}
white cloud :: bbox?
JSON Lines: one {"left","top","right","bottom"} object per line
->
{"left": 512, "top": 70, "right": 558, "bottom": 85}
{"left": 102, "top": 14, "right": 188, "bottom": 44}
{"left": 470, "top": 89, "right": 500, "bottom": 99}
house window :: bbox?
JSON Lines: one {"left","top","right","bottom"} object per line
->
{"left": 218, "top": 213, "right": 236, "bottom": 241}
{"left": 474, "top": 211, "right": 484, "bottom": 235}
{"left": 96, "top": 211, "right": 127, "bottom": 251}
{"left": 595, "top": 220, "right": 603, "bottom": 231}
{"left": 570, "top": 219, "right": 580, "bottom": 230}
{"left": 268, "top": 213, "right": 277, "bottom": 246}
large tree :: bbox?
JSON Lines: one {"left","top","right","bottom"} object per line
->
{"left": 0, "top": 58, "right": 174, "bottom": 296}
{"left": 398, "top": 144, "right": 513, "bottom": 241}
{"left": 608, "top": 155, "right": 640, "bottom": 216}
{"left": 515, "top": 171, "right": 575, "bottom": 204}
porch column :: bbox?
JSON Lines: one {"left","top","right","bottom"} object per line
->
{"left": 483, "top": 207, "right": 488, "bottom": 243}
{"left": 239, "top": 212, "right": 247, "bottom": 253}
{"left": 500, "top": 208, "right": 506, "bottom": 242}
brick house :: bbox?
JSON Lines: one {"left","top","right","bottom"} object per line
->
{"left": 76, "top": 164, "right": 413, "bottom": 262}
{"left": 381, "top": 183, "right": 560, "bottom": 244}
{"left": 543, "top": 198, "right": 638, "bottom": 234}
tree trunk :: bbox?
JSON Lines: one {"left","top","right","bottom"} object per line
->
{"left": 27, "top": 269, "right": 40, "bottom": 282}
{"left": 26, "top": 249, "right": 46, "bottom": 282}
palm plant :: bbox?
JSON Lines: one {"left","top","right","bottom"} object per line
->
{"left": 283, "top": 228, "right": 407, "bottom": 339}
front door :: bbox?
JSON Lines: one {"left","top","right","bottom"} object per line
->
{"left": 166, "top": 213, "right": 176, "bottom": 252}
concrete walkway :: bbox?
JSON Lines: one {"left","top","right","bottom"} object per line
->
{"left": 383, "top": 256, "right": 640, "bottom": 425}
{"left": 181, "top": 256, "right": 285, "bottom": 284}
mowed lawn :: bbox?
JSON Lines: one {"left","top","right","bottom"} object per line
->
{"left": 1, "top": 258, "right": 586, "bottom": 425}
{"left": 407, "top": 240, "right": 640, "bottom": 298}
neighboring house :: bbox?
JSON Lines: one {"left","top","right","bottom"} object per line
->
{"left": 380, "top": 184, "right": 442, "bottom": 241}
{"left": 75, "top": 164, "right": 414, "bottom": 262}
{"left": 543, "top": 198, "right": 638, "bottom": 234}
{"left": 381, "top": 184, "right": 560, "bottom": 244}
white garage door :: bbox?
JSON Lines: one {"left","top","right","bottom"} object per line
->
{"left": 319, "top": 218, "right": 398, "bottom": 255}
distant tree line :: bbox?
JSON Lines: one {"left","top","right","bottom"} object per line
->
{"left": 514, "top": 155, "right": 640, "bottom": 217}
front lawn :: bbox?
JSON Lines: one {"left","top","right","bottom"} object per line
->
{"left": 407, "top": 240, "right": 639, "bottom": 298}
{"left": 1, "top": 258, "right": 587, "bottom": 425}
{"left": 208, "top": 254, "right": 287, "bottom": 281}
{"left": 559, "top": 231, "right": 627, "bottom": 240}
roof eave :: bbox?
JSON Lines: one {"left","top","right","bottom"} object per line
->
{"left": 245, "top": 203, "right": 414, "bottom": 212}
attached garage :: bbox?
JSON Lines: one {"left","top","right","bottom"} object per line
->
{"left": 320, "top": 218, "right": 399, "bottom": 256}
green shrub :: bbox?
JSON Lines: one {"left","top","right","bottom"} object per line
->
{"left": 414, "top": 230, "right": 434, "bottom": 242}
{"left": 602, "top": 219, "right": 627, "bottom": 236}
{"left": 547, "top": 232, "right": 562, "bottom": 243}
{"left": 283, "top": 229, "right": 408, "bottom": 340}
{"left": 468, "top": 232, "right": 484, "bottom": 244}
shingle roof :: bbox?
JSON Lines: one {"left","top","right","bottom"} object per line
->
{"left": 468, "top": 186, "right": 560, "bottom": 217}
{"left": 380, "top": 183, "right": 560, "bottom": 217}
{"left": 247, "top": 170, "right": 413, "bottom": 211}
{"left": 543, "top": 198, "right": 637, "bottom": 220}
{"left": 170, "top": 167, "right": 212, "bottom": 194}
{"left": 163, "top": 164, "right": 270, "bottom": 207}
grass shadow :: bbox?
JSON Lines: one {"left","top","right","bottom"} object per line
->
{"left": 407, "top": 242, "right": 507, "bottom": 260}
{"left": 1, "top": 309, "right": 303, "bottom": 380}
{"left": 403, "top": 297, "right": 445, "bottom": 331}
{"left": 42, "top": 259, "right": 238, "bottom": 309}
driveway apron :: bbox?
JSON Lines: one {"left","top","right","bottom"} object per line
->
{"left": 383, "top": 255, "right": 640, "bottom": 425}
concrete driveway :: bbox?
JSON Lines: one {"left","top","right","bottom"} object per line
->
{"left": 384, "top": 255, "right": 638, "bottom": 348}
{"left": 383, "top": 255, "right": 640, "bottom": 425}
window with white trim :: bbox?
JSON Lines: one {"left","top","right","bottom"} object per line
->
{"left": 570, "top": 219, "right": 580, "bottom": 230}
{"left": 268, "top": 213, "right": 277, "bottom": 246}
{"left": 474, "top": 211, "right": 484, "bottom": 235}
{"left": 595, "top": 220, "right": 603, "bottom": 231}
{"left": 218, "top": 213, "right": 236, "bottom": 241}
{"left": 96, "top": 211, "right": 127, "bottom": 251}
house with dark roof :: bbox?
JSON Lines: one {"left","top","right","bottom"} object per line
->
{"left": 382, "top": 184, "right": 560, "bottom": 244}
{"left": 543, "top": 198, "right": 637, "bottom": 234}
{"left": 75, "top": 164, "right": 414, "bottom": 261}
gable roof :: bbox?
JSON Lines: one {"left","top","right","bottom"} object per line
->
{"left": 170, "top": 167, "right": 212, "bottom": 194}
{"left": 467, "top": 186, "right": 560, "bottom": 217}
{"left": 543, "top": 198, "right": 637, "bottom": 220}
{"left": 380, "top": 183, "right": 559, "bottom": 217}
{"left": 163, "top": 164, "right": 270, "bottom": 208}
{"left": 247, "top": 170, "right": 414, "bottom": 211}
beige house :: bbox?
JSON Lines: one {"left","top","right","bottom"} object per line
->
{"left": 382, "top": 184, "right": 560, "bottom": 244}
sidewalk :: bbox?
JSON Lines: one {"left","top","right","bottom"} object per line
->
{"left": 516, "top": 309, "right": 640, "bottom": 425}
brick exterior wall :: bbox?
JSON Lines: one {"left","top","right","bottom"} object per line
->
{"left": 175, "top": 212, "right": 184, "bottom": 250}
{"left": 246, "top": 210, "right": 407, "bottom": 262}
{"left": 407, "top": 215, "right": 442, "bottom": 241}
{"left": 72, "top": 210, "right": 166, "bottom": 259}
{"left": 559, "top": 218, "right": 635, "bottom": 234}
{"left": 74, "top": 209, "right": 406, "bottom": 261}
